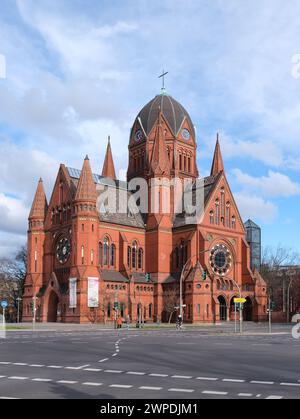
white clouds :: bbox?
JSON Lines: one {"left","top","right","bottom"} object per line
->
{"left": 232, "top": 169, "right": 300, "bottom": 198}
{"left": 234, "top": 192, "right": 278, "bottom": 224}
{"left": 0, "top": 193, "right": 28, "bottom": 235}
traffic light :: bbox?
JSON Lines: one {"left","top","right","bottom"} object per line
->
{"left": 145, "top": 273, "right": 151, "bottom": 282}
{"left": 202, "top": 270, "right": 207, "bottom": 280}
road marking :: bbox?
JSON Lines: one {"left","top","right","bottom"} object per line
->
{"left": 149, "top": 373, "right": 168, "bottom": 378}
{"left": 82, "top": 382, "right": 103, "bottom": 386}
{"left": 65, "top": 365, "right": 90, "bottom": 370}
{"left": 223, "top": 379, "right": 245, "bottom": 383}
{"left": 47, "top": 366, "right": 63, "bottom": 369}
{"left": 112, "top": 354, "right": 117, "bottom": 357}
{"left": 0, "top": 397, "right": 19, "bottom": 399}
{"left": 171, "top": 375, "right": 192, "bottom": 379}
{"left": 280, "top": 382, "right": 300, "bottom": 387}
{"left": 196, "top": 377, "right": 219, "bottom": 381}
{"left": 29, "top": 364, "right": 45, "bottom": 368}
{"left": 250, "top": 381, "right": 274, "bottom": 385}
{"left": 104, "top": 370, "right": 123, "bottom": 374}
{"left": 266, "top": 395, "right": 283, "bottom": 399}
{"left": 57, "top": 380, "right": 78, "bottom": 384}
{"left": 84, "top": 368, "right": 102, "bottom": 372}
{"left": 0, "top": 362, "right": 11, "bottom": 365}
{"left": 0, "top": 376, "right": 7, "bottom": 379}
{"left": 139, "top": 386, "right": 162, "bottom": 391}
{"left": 202, "top": 390, "right": 228, "bottom": 396}
{"left": 110, "top": 384, "right": 133, "bottom": 389}
{"left": 168, "top": 388, "right": 195, "bottom": 393}
{"left": 126, "top": 372, "right": 146, "bottom": 376}
{"left": 13, "top": 363, "right": 27, "bottom": 366}
{"left": 238, "top": 393, "right": 253, "bottom": 397}
{"left": 8, "top": 376, "right": 28, "bottom": 380}
{"left": 32, "top": 378, "right": 52, "bottom": 382}
{"left": 98, "top": 358, "right": 109, "bottom": 363}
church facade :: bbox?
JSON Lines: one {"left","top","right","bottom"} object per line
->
{"left": 22, "top": 92, "right": 268, "bottom": 324}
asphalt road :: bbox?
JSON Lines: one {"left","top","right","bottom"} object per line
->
{"left": 0, "top": 324, "right": 299, "bottom": 399}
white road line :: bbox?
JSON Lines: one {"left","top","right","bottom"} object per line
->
{"left": 98, "top": 358, "right": 109, "bottom": 363}
{"left": 104, "top": 370, "right": 123, "bottom": 374}
{"left": 280, "top": 382, "right": 300, "bottom": 387}
{"left": 126, "top": 372, "right": 146, "bottom": 376}
{"left": 112, "top": 354, "right": 117, "bottom": 357}
{"left": 0, "top": 376, "right": 7, "bottom": 379}
{"left": 29, "top": 364, "right": 45, "bottom": 368}
{"left": 0, "top": 397, "right": 19, "bottom": 399}
{"left": 223, "top": 379, "right": 246, "bottom": 383}
{"left": 57, "top": 380, "right": 78, "bottom": 384}
{"left": 82, "top": 382, "right": 103, "bottom": 386}
{"left": 196, "top": 377, "right": 219, "bottom": 381}
{"left": 238, "top": 393, "right": 253, "bottom": 397}
{"left": 32, "top": 378, "right": 52, "bottom": 382}
{"left": 139, "top": 386, "right": 162, "bottom": 391}
{"left": 0, "top": 362, "right": 11, "bottom": 365}
{"left": 202, "top": 390, "right": 228, "bottom": 396}
{"left": 168, "top": 388, "right": 195, "bottom": 393}
{"left": 266, "top": 395, "right": 283, "bottom": 399}
{"left": 250, "top": 381, "right": 274, "bottom": 385}
{"left": 110, "top": 384, "right": 133, "bottom": 389}
{"left": 47, "top": 366, "right": 63, "bottom": 369}
{"left": 84, "top": 368, "right": 102, "bottom": 372}
{"left": 13, "top": 363, "right": 27, "bottom": 366}
{"left": 8, "top": 376, "right": 28, "bottom": 380}
{"left": 171, "top": 375, "right": 192, "bottom": 379}
{"left": 149, "top": 373, "right": 169, "bottom": 378}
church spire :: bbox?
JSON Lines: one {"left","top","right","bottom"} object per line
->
{"left": 102, "top": 136, "right": 116, "bottom": 180}
{"left": 75, "top": 155, "right": 97, "bottom": 202}
{"left": 150, "top": 111, "right": 171, "bottom": 176}
{"left": 211, "top": 133, "right": 225, "bottom": 176}
{"left": 29, "top": 178, "right": 48, "bottom": 220}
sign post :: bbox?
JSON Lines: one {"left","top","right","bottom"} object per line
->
{"left": 234, "top": 298, "right": 246, "bottom": 334}
{"left": 1, "top": 301, "right": 8, "bottom": 336}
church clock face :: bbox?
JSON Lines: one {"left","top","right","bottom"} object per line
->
{"left": 182, "top": 128, "right": 190, "bottom": 141}
{"left": 135, "top": 129, "right": 143, "bottom": 142}
{"left": 210, "top": 244, "right": 232, "bottom": 276}
{"left": 56, "top": 237, "right": 71, "bottom": 264}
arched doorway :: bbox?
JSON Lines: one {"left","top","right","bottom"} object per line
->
{"left": 244, "top": 297, "right": 253, "bottom": 321}
{"left": 47, "top": 291, "right": 59, "bottom": 322}
{"left": 218, "top": 296, "right": 227, "bottom": 321}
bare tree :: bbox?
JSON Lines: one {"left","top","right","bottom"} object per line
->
{"left": 163, "top": 286, "right": 179, "bottom": 323}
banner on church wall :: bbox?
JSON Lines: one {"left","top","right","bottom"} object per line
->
{"left": 69, "top": 278, "right": 77, "bottom": 308}
{"left": 88, "top": 277, "right": 99, "bottom": 308}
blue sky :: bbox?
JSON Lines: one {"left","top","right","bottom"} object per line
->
{"left": 0, "top": 0, "right": 300, "bottom": 257}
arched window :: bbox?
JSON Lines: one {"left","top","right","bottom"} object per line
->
{"left": 107, "top": 302, "right": 111, "bottom": 319}
{"left": 138, "top": 248, "right": 143, "bottom": 269}
{"left": 103, "top": 238, "right": 109, "bottom": 266}
{"left": 174, "top": 247, "right": 179, "bottom": 269}
{"left": 127, "top": 246, "right": 131, "bottom": 268}
{"left": 209, "top": 210, "right": 214, "bottom": 225}
{"left": 98, "top": 242, "right": 102, "bottom": 266}
{"left": 149, "top": 303, "right": 153, "bottom": 319}
{"left": 221, "top": 188, "right": 225, "bottom": 216}
{"left": 215, "top": 200, "right": 219, "bottom": 225}
{"left": 226, "top": 203, "right": 230, "bottom": 228}
{"left": 81, "top": 246, "right": 84, "bottom": 265}
{"left": 232, "top": 216, "right": 236, "bottom": 229}
{"left": 179, "top": 154, "right": 182, "bottom": 171}
{"left": 91, "top": 249, "right": 94, "bottom": 265}
{"left": 132, "top": 241, "right": 137, "bottom": 269}
{"left": 110, "top": 244, "right": 116, "bottom": 267}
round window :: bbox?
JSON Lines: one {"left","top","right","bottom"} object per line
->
{"left": 210, "top": 244, "right": 232, "bottom": 276}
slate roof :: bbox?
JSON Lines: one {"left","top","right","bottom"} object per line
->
{"left": 134, "top": 94, "right": 196, "bottom": 137}
{"left": 101, "top": 270, "right": 129, "bottom": 283}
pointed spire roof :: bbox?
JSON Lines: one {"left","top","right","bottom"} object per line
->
{"left": 102, "top": 136, "right": 116, "bottom": 179}
{"left": 150, "top": 112, "right": 171, "bottom": 176}
{"left": 29, "top": 178, "right": 48, "bottom": 220}
{"left": 211, "top": 133, "right": 225, "bottom": 176}
{"left": 75, "top": 156, "right": 97, "bottom": 202}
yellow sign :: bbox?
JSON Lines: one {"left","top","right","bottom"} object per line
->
{"left": 234, "top": 298, "right": 247, "bottom": 304}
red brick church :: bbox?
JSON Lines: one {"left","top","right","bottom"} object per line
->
{"left": 23, "top": 91, "right": 268, "bottom": 324}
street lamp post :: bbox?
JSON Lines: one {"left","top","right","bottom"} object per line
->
{"left": 287, "top": 276, "right": 296, "bottom": 323}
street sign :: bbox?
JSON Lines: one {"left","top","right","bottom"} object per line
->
{"left": 234, "top": 298, "right": 246, "bottom": 304}
{"left": 1, "top": 301, "right": 8, "bottom": 309}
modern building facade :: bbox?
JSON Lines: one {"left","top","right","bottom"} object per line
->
{"left": 23, "top": 92, "right": 268, "bottom": 324}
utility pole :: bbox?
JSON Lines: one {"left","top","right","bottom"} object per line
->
{"left": 32, "top": 295, "right": 37, "bottom": 331}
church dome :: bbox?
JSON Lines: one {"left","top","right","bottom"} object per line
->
{"left": 134, "top": 93, "right": 195, "bottom": 138}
